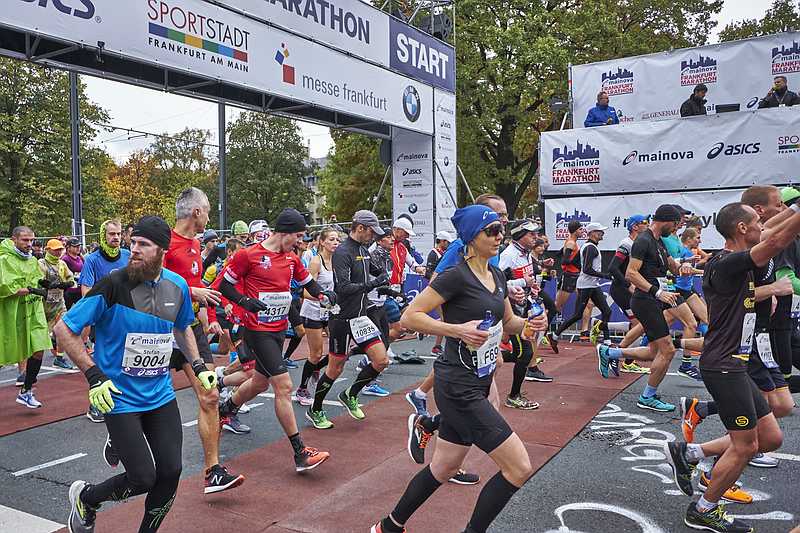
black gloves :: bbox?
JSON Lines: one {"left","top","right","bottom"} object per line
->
{"left": 238, "top": 296, "right": 268, "bottom": 313}
{"left": 368, "top": 274, "right": 390, "bottom": 290}
{"left": 403, "top": 239, "right": 413, "bottom": 252}
{"left": 27, "top": 287, "right": 47, "bottom": 298}
{"left": 38, "top": 279, "right": 53, "bottom": 290}
{"left": 320, "top": 290, "right": 337, "bottom": 307}
{"left": 376, "top": 286, "right": 401, "bottom": 298}
{"left": 38, "top": 279, "right": 74, "bottom": 290}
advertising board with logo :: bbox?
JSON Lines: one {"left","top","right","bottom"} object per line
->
{"left": 392, "top": 128, "right": 434, "bottom": 253}
{"left": 4, "top": 0, "right": 435, "bottom": 133}
{"left": 433, "top": 89, "right": 456, "bottom": 235}
{"left": 544, "top": 189, "right": 746, "bottom": 251}
{"left": 540, "top": 106, "right": 800, "bottom": 197}
{"left": 571, "top": 31, "right": 800, "bottom": 126}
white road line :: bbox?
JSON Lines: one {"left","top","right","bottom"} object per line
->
{"left": 0, "top": 370, "right": 58, "bottom": 385}
{"left": 12, "top": 453, "right": 87, "bottom": 477}
{"left": 40, "top": 365, "right": 80, "bottom": 374}
{"left": 768, "top": 452, "right": 800, "bottom": 462}
{"left": 257, "top": 392, "right": 343, "bottom": 407}
{"left": 0, "top": 504, "right": 63, "bottom": 533}
{"left": 182, "top": 420, "right": 198, "bottom": 427}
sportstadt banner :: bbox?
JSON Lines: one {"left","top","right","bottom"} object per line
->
{"left": 544, "top": 189, "right": 746, "bottom": 252}
{"left": 4, "top": 0, "right": 440, "bottom": 134}
{"left": 539, "top": 106, "right": 800, "bottom": 197}
{"left": 571, "top": 31, "right": 800, "bottom": 126}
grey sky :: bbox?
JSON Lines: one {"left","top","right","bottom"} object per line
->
{"left": 85, "top": 0, "right": 774, "bottom": 163}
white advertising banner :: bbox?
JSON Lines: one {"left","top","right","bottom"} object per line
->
{"left": 4, "top": 0, "right": 434, "bottom": 134}
{"left": 572, "top": 31, "right": 800, "bottom": 126}
{"left": 544, "top": 189, "right": 746, "bottom": 251}
{"left": 393, "top": 128, "right": 434, "bottom": 253}
{"left": 540, "top": 106, "right": 800, "bottom": 197}
{"left": 433, "top": 89, "right": 456, "bottom": 236}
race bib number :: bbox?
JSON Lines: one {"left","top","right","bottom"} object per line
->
{"left": 257, "top": 292, "right": 292, "bottom": 323}
{"left": 756, "top": 332, "right": 777, "bottom": 369}
{"left": 122, "top": 333, "right": 172, "bottom": 378}
{"left": 349, "top": 316, "right": 381, "bottom": 344}
{"left": 738, "top": 313, "right": 756, "bottom": 356}
{"left": 474, "top": 323, "right": 503, "bottom": 378}
{"left": 791, "top": 295, "right": 800, "bottom": 319}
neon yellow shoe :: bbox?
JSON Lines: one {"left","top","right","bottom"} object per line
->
{"left": 621, "top": 362, "right": 650, "bottom": 374}
{"left": 589, "top": 320, "right": 603, "bottom": 345}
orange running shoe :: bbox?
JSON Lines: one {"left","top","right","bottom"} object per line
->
{"left": 680, "top": 396, "right": 703, "bottom": 443}
{"left": 371, "top": 521, "right": 406, "bottom": 533}
{"left": 295, "top": 446, "right": 330, "bottom": 472}
{"left": 699, "top": 471, "right": 753, "bottom": 504}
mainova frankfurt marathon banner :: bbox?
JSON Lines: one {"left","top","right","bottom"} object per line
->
{"left": 4, "top": 0, "right": 459, "bottom": 133}
{"left": 393, "top": 127, "right": 435, "bottom": 252}
{"left": 539, "top": 106, "right": 800, "bottom": 197}
{"left": 571, "top": 31, "right": 800, "bottom": 125}
{"left": 544, "top": 189, "right": 746, "bottom": 251}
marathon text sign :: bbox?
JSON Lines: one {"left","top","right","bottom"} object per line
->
{"left": 544, "top": 189, "right": 746, "bottom": 251}
{"left": 393, "top": 128, "right": 435, "bottom": 253}
{"left": 5, "top": 0, "right": 435, "bottom": 133}
{"left": 540, "top": 106, "right": 800, "bottom": 197}
{"left": 572, "top": 31, "right": 800, "bottom": 126}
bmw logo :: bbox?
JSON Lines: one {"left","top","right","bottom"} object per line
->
{"left": 403, "top": 86, "right": 421, "bottom": 122}
{"left": 408, "top": 203, "right": 418, "bottom": 214}
{"left": 622, "top": 150, "right": 638, "bottom": 166}
{"left": 443, "top": 156, "right": 450, "bottom": 166}
{"left": 707, "top": 142, "right": 725, "bottom": 159}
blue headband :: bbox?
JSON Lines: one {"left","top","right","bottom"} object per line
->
{"left": 452, "top": 205, "right": 500, "bottom": 244}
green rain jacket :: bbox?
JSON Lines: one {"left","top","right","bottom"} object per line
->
{"left": 0, "top": 238, "right": 52, "bottom": 364}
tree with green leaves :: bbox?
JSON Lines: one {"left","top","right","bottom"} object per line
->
{"left": 0, "top": 59, "right": 109, "bottom": 236}
{"left": 718, "top": 0, "right": 800, "bottom": 42}
{"left": 225, "top": 112, "right": 312, "bottom": 225}
{"left": 318, "top": 131, "right": 388, "bottom": 220}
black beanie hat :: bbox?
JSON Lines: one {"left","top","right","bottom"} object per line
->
{"left": 131, "top": 215, "right": 172, "bottom": 249}
{"left": 274, "top": 208, "right": 307, "bottom": 233}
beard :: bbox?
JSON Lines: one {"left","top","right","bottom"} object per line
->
{"left": 128, "top": 250, "right": 165, "bottom": 283}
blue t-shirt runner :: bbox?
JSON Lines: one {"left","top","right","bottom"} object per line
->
{"left": 79, "top": 248, "right": 130, "bottom": 289}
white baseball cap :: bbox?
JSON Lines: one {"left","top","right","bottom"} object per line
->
{"left": 436, "top": 231, "right": 454, "bottom": 242}
{"left": 585, "top": 222, "right": 608, "bottom": 233}
{"left": 393, "top": 217, "right": 416, "bottom": 236}
{"left": 249, "top": 219, "right": 269, "bottom": 234}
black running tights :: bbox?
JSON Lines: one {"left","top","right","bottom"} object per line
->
{"left": 555, "top": 287, "right": 611, "bottom": 340}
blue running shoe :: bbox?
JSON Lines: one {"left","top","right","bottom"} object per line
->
{"left": 405, "top": 391, "right": 429, "bottom": 416}
{"left": 640, "top": 334, "right": 649, "bottom": 347}
{"left": 596, "top": 344, "right": 611, "bottom": 378}
{"left": 609, "top": 357, "right": 620, "bottom": 377}
{"left": 677, "top": 364, "right": 702, "bottom": 381}
{"left": 637, "top": 394, "right": 675, "bottom": 412}
{"left": 284, "top": 358, "right": 299, "bottom": 369}
{"left": 363, "top": 382, "right": 390, "bottom": 397}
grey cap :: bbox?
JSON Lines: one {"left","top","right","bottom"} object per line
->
{"left": 352, "top": 210, "right": 385, "bottom": 236}
{"left": 202, "top": 229, "right": 219, "bottom": 244}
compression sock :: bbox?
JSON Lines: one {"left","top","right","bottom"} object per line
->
{"left": 510, "top": 358, "right": 527, "bottom": 397}
{"left": 312, "top": 373, "right": 335, "bottom": 412}
{"left": 696, "top": 495, "right": 717, "bottom": 513}
{"left": 686, "top": 443, "right": 706, "bottom": 462}
{"left": 607, "top": 347, "right": 623, "bottom": 359}
{"left": 695, "top": 401, "right": 717, "bottom": 418}
{"left": 288, "top": 433, "right": 304, "bottom": 455}
{"left": 681, "top": 350, "right": 692, "bottom": 366}
{"left": 347, "top": 363, "right": 381, "bottom": 398}
{"left": 23, "top": 356, "right": 42, "bottom": 391}
{"left": 642, "top": 384, "right": 658, "bottom": 398}
{"left": 283, "top": 336, "right": 303, "bottom": 360}
{"left": 465, "top": 472, "right": 521, "bottom": 533}
{"left": 387, "top": 465, "right": 442, "bottom": 525}
{"left": 300, "top": 361, "right": 316, "bottom": 388}
{"left": 419, "top": 414, "right": 440, "bottom": 433}
{"left": 624, "top": 359, "right": 634, "bottom": 365}
{"left": 789, "top": 375, "right": 800, "bottom": 394}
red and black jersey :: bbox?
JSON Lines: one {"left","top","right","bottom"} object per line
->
{"left": 164, "top": 230, "right": 217, "bottom": 323}
{"left": 224, "top": 244, "right": 311, "bottom": 331}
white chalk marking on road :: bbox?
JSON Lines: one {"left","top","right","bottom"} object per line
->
{"left": 730, "top": 511, "right": 794, "bottom": 521}
{"left": 0, "top": 504, "right": 63, "bottom": 533}
{"left": 182, "top": 420, "right": 198, "bottom": 427}
{"left": 768, "top": 452, "right": 800, "bottom": 462}
{"left": 12, "top": 453, "right": 87, "bottom": 477}
{"left": 40, "top": 365, "right": 80, "bottom": 374}
{"left": 258, "top": 392, "right": 343, "bottom": 407}
{"left": 0, "top": 370, "right": 57, "bottom": 384}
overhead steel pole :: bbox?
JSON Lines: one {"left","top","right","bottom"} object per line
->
{"left": 69, "top": 72, "right": 84, "bottom": 241}
{"left": 218, "top": 101, "right": 227, "bottom": 231}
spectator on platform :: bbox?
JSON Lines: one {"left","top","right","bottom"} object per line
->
{"left": 584, "top": 91, "right": 619, "bottom": 127}
{"left": 680, "top": 84, "right": 708, "bottom": 117}
{"left": 758, "top": 75, "right": 800, "bottom": 108}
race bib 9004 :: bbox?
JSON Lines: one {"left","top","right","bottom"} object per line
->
{"left": 122, "top": 333, "right": 172, "bottom": 378}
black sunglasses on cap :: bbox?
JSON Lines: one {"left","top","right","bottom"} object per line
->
{"left": 482, "top": 223, "right": 504, "bottom": 238}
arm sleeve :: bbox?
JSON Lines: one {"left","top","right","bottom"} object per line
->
{"left": 776, "top": 267, "right": 800, "bottom": 295}
{"left": 608, "top": 250, "right": 629, "bottom": 287}
{"left": 581, "top": 245, "right": 606, "bottom": 278}
{"left": 425, "top": 251, "right": 438, "bottom": 279}
{"left": 333, "top": 249, "right": 371, "bottom": 296}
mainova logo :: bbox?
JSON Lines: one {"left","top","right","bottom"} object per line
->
{"left": 706, "top": 141, "right": 761, "bottom": 159}
{"left": 20, "top": 0, "right": 95, "bottom": 20}
{"left": 601, "top": 67, "right": 634, "bottom": 96}
{"left": 396, "top": 152, "right": 428, "bottom": 162}
{"left": 402, "top": 86, "right": 421, "bottom": 122}
{"left": 554, "top": 209, "right": 592, "bottom": 240}
{"left": 772, "top": 41, "right": 800, "bottom": 75}
{"left": 680, "top": 54, "right": 717, "bottom": 86}
{"left": 551, "top": 140, "right": 600, "bottom": 185}
{"left": 622, "top": 149, "right": 694, "bottom": 165}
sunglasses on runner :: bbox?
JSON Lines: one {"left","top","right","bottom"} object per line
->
{"left": 482, "top": 223, "right": 504, "bottom": 238}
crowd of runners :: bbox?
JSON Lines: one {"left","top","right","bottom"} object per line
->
{"left": 1, "top": 184, "right": 799, "bottom": 533}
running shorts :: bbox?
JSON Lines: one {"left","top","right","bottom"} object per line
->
{"left": 676, "top": 287, "right": 698, "bottom": 301}
{"left": 609, "top": 285, "right": 634, "bottom": 318}
{"left": 747, "top": 331, "right": 787, "bottom": 392}
{"left": 630, "top": 294, "right": 670, "bottom": 341}
{"left": 384, "top": 297, "right": 402, "bottom": 324}
{"left": 242, "top": 329, "right": 288, "bottom": 377}
{"left": 303, "top": 318, "right": 329, "bottom": 330}
{"left": 700, "top": 369, "right": 771, "bottom": 431}
{"left": 558, "top": 272, "right": 579, "bottom": 293}
{"left": 433, "top": 375, "right": 513, "bottom": 453}
{"left": 328, "top": 317, "right": 384, "bottom": 357}
{"left": 170, "top": 322, "right": 214, "bottom": 370}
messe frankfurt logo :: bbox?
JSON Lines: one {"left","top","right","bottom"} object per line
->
{"left": 403, "top": 86, "right": 421, "bottom": 122}
{"left": 275, "top": 43, "right": 295, "bottom": 85}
